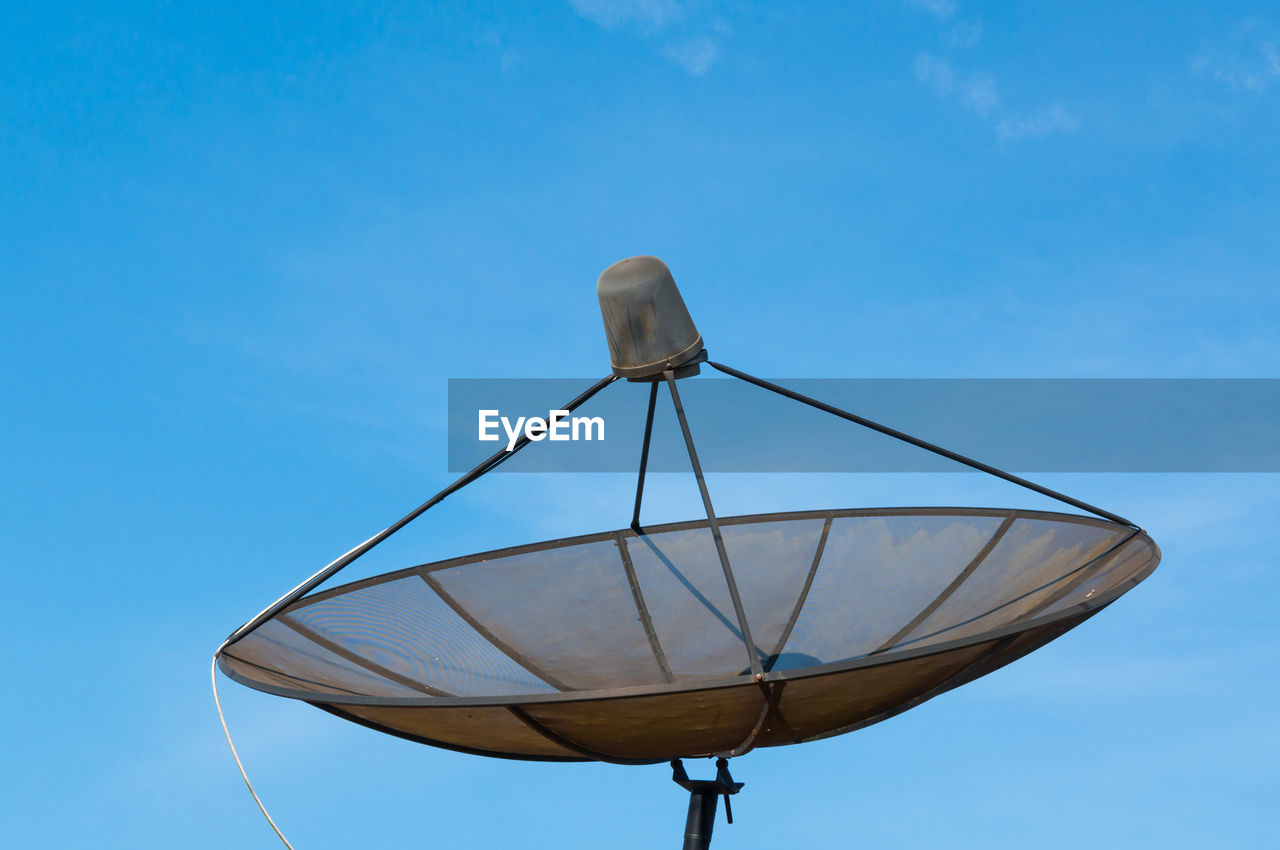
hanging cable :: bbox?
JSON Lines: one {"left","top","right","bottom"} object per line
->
{"left": 212, "top": 656, "right": 296, "bottom": 849}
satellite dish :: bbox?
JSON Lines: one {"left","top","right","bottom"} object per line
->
{"left": 215, "top": 256, "right": 1159, "bottom": 849}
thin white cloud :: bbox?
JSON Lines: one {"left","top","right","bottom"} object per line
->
{"left": 662, "top": 36, "right": 722, "bottom": 75}
{"left": 961, "top": 72, "right": 1000, "bottom": 116}
{"left": 947, "top": 18, "right": 982, "bottom": 49}
{"left": 1193, "top": 40, "right": 1280, "bottom": 93}
{"left": 996, "top": 105, "right": 1081, "bottom": 140}
{"left": 906, "top": 0, "right": 956, "bottom": 20}
{"left": 915, "top": 53, "right": 1001, "bottom": 116}
{"left": 916, "top": 52, "right": 1079, "bottom": 141}
{"left": 908, "top": 0, "right": 978, "bottom": 46}
{"left": 569, "top": 0, "right": 724, "bottom": 76}
{"left": 914, "top": 52, "right": 955, "bottom": 92}
{"left": 569, "top": 0, "right": 684, "bottom": 30}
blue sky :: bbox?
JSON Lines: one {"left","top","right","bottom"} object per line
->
{"left": 3, "top": 1, "right": 1278, "bottom": 847}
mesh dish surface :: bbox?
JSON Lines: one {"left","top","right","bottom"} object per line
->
{"left": 219, "top": 507, "right": 1159, "bottom": 762}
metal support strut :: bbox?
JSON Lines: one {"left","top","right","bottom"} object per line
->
{"left": 665, "top": 370, "right": 765, "bottom": 678}
{"left": 707, "top": 360, "right": 1139, "bottom": 530}
{"left": 672, "top": 759, "right": 744, "bottom": 850}
{"left": 217, "top": 373, "right": 619, "bottom": 653}
{"left": 632, "top": 381, "right": 659, "bottom": 532}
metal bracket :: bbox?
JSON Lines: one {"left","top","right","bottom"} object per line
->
{"left": 671, "top": 758, "right": 745, "bottom": 850}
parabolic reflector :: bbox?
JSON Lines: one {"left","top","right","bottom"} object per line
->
{"left": 219, "top": 507, "right": 1158, "bottom": 763}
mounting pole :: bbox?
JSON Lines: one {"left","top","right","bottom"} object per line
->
{"left": 672, "top": 759, "right": 744, "bottom": 850}
{"left": 684, "top": 788, "right": 719, "bottom": 850}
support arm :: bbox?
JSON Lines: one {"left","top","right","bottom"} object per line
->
{"left": 218, "top": 373, "right": 619, "bottom": 653}
{"left": 708, "top": 360, "right": 1138, "bottom": 529}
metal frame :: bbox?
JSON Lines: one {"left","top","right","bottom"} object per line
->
{"left": 277, "top": 614, "right": 451, "bottom": 697}
{"left": 217, "top": 354, "right": 1156, "bottom": 772}
{"left": 707, "top": 360, "right": 1139, "bottom": 529}
{"left": 218, "top": 373, "right": 619, "bottom": 653}
{"left": 505, "top": 706, "right": 659, "bottom": 765}
{"left": 217, "top": 515, "right": 1156, "bottom": 709}
{"left": 871, "top": 513, "right": 1018, "bottom": 654}
{"left": 242, "top": 609, "right": 1103, "bottom": 767}
{"left": 765, "top": 513, "right": 833, "bottom": 671}
{"left": 274, "top": 505, "right": 1131, "bottom": 610}
{"left": 420, "top": 572, "right": 574, "bottom": 692}
{"left": 616, "top": 531, "right": 675, "bottom": 683}
{"left": 665, "top": 369, "right": 764, "bottom": 679}
{"left": 631, "top": 381, "right": 659, "bottom": 532}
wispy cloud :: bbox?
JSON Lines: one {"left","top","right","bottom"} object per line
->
{"left": 915, "top": 53, "right": 1000, "bottom": 116}
{"left": 569, "top": 0, "right": 684, "bottom": 30}
{"left": 908, "top": 4, "right": 1077, "bottom": 142}
{"left": 663, "top": 36, "right": 722, "bottom": 76}
{"left": 569, "top": 0, "right": 725, "bottom": 76}
{"left": 996, "top": 105, "right": 1081, "bottom": 140}
{"left": 1192, "top": 38, "right": 1280, "bottom": 93}
{"left": 479, "top": 30, "right": 523, "bottom": 75}
{"left": 947, "top": 18, "right": 982, "bottom": 49}
{"left": 914, "top": 52, "right": 1079, "bottom": 141}
{"left": 907, "top": 0, "right": 980, "bottom": 47}
{"left": 906, "top": 0, "right": 956, "bottom": 20}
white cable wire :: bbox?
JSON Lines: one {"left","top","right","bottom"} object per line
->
{"left": 210, "top": 533, "right": 379, "bottom": 849}
{"left": 212, "top": 656, "right": 296, "bottom": 849}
